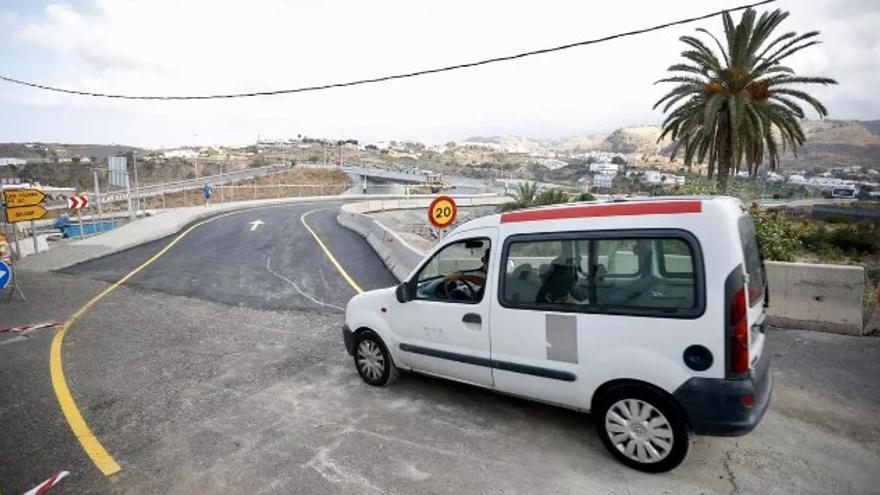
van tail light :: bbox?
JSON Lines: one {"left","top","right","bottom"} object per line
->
{"left": 724, "top": 265, "right": 750, "bottom": 377}
{"left": 730, "top": 286, "right": 750, "bottom": 375}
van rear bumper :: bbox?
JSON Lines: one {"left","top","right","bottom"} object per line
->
{"left": 673, "top": 349, "right": 772, "bottom": 436}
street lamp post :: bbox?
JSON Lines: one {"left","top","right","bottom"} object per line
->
{"left": 92, "top": 166, "right": 104, "bottom": 224}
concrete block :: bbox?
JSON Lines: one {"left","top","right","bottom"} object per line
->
{"left": 765, "top": 261, "right": 865, "bottom": 335}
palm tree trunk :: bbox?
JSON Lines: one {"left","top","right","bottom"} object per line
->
{"left": 716, "top": 108, "right": 732, "bottom": 192}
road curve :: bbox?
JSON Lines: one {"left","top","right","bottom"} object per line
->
{"left": 61, "top": 201, "right": 398, "bottom": 312}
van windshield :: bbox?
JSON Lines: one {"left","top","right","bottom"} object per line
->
{"left": 738, "top": 216, "right": 765, "bottom": 306}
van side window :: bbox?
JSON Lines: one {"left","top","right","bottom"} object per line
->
{"left": 595, "top": 238, "right": 696, "bottom": 311}
{"left": 415, "top": 238, "right": 491, "bottom": 303}
{"left": 500, "top": 232, "right": 703, "bottom": 318}
{"left": 504, "top": 238, "right": 591, "bottom": 306}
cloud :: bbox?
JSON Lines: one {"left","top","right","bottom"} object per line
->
{"left": 0, "top": 0, "right": 877, "bottom": 146}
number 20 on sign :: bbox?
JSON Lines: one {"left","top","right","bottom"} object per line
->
{"left": 428, "top": 196, "right": 457, "bottom": 229}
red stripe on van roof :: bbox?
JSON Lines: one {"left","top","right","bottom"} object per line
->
{"left": 500, "top": 200, "right": 702, "bottom": 223}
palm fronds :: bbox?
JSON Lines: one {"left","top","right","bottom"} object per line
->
{"left": 654, "top": 8, "right": 836, "bottom": 189}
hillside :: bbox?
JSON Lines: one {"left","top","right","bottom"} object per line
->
{"left": 467, "top": 118, "right": 880, "bottom": 171}
{"left": 778, "top": 120, "right": 880, "bottom": 170}
{"left": 0, "top": 142, "right": 141, "bottom": 160}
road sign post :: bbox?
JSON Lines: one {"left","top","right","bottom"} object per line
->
{"left": 66, "top": 194, "right": 90, "bottom": 240}
{"left": 30, "top": 220, "right": 38, "bottom": 254}
{"left": 3, "top": 190, "right": 49, "bottom": 255}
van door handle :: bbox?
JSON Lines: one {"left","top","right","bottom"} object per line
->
{"left": 462, "top": 313, "right": 481, "bottom": 324}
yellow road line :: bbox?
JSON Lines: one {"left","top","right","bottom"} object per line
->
{"left": 300, "top": 209, "right": 364, "bottom": 294}
{"left": 49, "top": 205, "right": 291, "bottom": 476}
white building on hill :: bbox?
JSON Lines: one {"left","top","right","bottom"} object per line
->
{"left": 538, "top": 158, "right": 568, "bottom": 170}
{"left": 163, "top": 148, "right": 199, "bottom": 159}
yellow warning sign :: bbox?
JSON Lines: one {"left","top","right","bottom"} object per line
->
{"left": 3, "top": 189, "right": 46, "bottom": 208}
{"left": 5, "top": 205, "right": 48, "bottom": 223}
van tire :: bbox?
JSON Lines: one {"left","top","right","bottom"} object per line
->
{"left": 353, "top": 330, "right": 399, "bottom": 387}
{"left": 594, "top": 384, "right": 690, "bottom": 473}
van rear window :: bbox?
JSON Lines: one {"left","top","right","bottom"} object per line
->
{"left": 738, "top": 216, "right": 765, "bottom": 306}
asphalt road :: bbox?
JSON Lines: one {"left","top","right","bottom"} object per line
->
{"left": 1, "top": 201, "right": 879, "bottom": 494}
{"left": 61, "top": 202, "right": 397, "bottom": 312}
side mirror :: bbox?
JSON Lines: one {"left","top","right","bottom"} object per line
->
{"left": 395, "top": 281, "right": 411, "bottom": 303}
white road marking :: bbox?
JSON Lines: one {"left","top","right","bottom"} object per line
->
{"left": 265, "top": 257, "right": 345, "bottom": 312}
{"left": 249, "top": 219, "right": 265, "bottom": 231}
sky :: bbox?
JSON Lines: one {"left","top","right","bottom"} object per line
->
{"left": 0, "top": 0, "right": 878, "bottom": 148}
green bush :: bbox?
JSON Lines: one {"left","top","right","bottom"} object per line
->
{"left": 536, "top": 188, "right": 569, "bottom": 206}
{"left": 829, "top": 223, "right": 880, "bottom": 255}
{"left": 800, "top": 221, "right": 880, "bottom": 258}
{"left": 749, "top": 206, "right": 802, "bottom": 261}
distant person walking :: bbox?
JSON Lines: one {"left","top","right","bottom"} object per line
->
{"left": 203, "top": 183, "right": 213, "bottom": 206}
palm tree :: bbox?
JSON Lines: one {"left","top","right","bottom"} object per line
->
{"left": 499, "top": 181, "right": 539, "bottom": 212}
{"left": 654, "top": 8, "right": 836, "bottom": 189}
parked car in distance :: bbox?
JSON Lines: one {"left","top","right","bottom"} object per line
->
{"left": 343, "top": 196, "right": 771, "bottom": 472}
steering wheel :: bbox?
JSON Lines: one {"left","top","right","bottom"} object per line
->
{"left": 442, "top": 278, "right": 475, "bottom": 301}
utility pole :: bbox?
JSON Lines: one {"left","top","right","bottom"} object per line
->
{"left": 125, "top": 168, "right": 134, "bottom": 221}
{"left": 219, "top": 162, "right": 225, "bottom": 203}
{"left": 193, "top": 134, "right": 200, "bottom": 178}
{"left": 132, "top": 150, "right": 140, "bottom": 216}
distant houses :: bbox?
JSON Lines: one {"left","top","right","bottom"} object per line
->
{"left": 0, "top": 158, "right": 26, "bottom": 167}
{"left": 162, "top": 148, "right": 199, "bottom": 159}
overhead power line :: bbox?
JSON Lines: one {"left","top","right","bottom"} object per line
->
{"left": 0, "top": 0, "right": 776, "bottom": 101}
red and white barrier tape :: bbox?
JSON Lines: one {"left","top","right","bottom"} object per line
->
{"left": 23, "top": 470, "right": 69, "bottom": 495}
{"left": 0, "top": 321, "right": 62, "bottom": 334}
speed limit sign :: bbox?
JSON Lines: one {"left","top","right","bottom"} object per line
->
{"left": 428, "top": 196, "right": 457, "bottom": 229}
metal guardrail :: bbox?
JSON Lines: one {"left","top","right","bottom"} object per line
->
{"left": 98, "top": 163, "right": 289, "bottom": 203}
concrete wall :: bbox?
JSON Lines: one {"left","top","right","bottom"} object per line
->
{"left": 339, "top": 200, "right": 869, "bottom": 336}
{"left": 337, "top": 196, "right": 507, "bottom": 282}
{"left": 765, "top": 261, "right": 866, "bottom": 335}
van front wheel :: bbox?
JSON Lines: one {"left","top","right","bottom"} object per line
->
{"left": 595, "top": 385, "right": 690, "bottom": 473}
{"left": 353, "top": 331, "right": 399, "bottom": 387}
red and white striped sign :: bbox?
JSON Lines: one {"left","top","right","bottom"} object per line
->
{"left": 67, "top": 194, "right": 90, "bottom": 210}
{"left": 0, "top": 321, "right": 62, "bottom": 334}
{"left": 23, "top": 470, "right": 69, "bottom": 495}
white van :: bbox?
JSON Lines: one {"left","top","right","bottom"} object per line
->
{"left": 342, "top": 197, "right": 771, "bottom": 472}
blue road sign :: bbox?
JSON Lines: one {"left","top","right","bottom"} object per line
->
{"left": 0, "top": 261, "right": 10, "bottom": 290}
{"left": 203, "top": 184, "right": 213, "bottom": 199}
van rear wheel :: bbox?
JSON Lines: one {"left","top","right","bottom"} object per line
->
{"left": 353, "top": 330, "right": 399, "bottom": 387}
{"left": 595, "top": 385, "right": 690, "bottom": 473}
